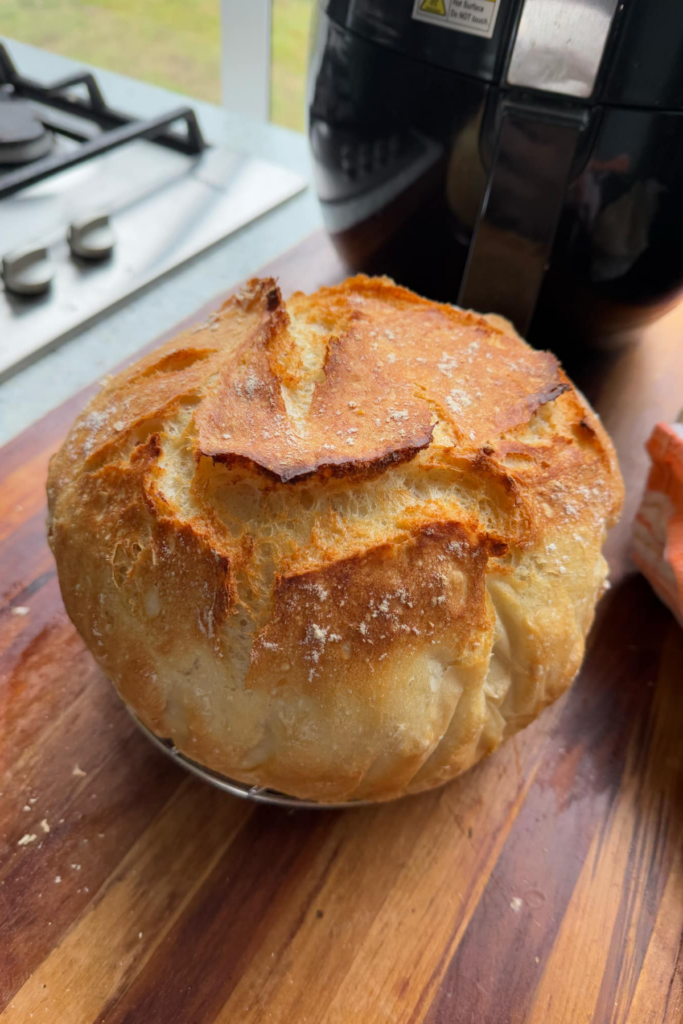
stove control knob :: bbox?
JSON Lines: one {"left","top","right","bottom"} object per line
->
{"left": 68, "top": 214, "right": 116, "bottom": 260}
{"left": 1, "top": 245, "right": 54, "bottom": 296}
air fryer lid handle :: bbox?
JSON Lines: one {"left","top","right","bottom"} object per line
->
{"left": 457, "top": 103, "right": 586, "bottom": 337}
{"left": 507, "top": 0, "right": 620, "bottom": 99}
{"left": 458, "top": 0, "right": 620, "bottom": 334}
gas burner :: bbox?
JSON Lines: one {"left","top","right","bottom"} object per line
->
{"left": 0, "top": 43, "right": 206, "bottom": 199}
{"left": 0, "top": 42, "right": 306, "bottom": 382}
{"left": 0, "top": 97, "right": 54, "bottom": 164}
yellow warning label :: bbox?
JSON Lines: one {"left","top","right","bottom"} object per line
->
{"left": 420, "top": 0, "right": 447, "bottom": 15}
{"left": 413, "top": 0, "right": 500, "bottom": 37}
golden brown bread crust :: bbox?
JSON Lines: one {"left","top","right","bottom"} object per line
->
{"left": 47, "top": 275, "right": 624, "bottom": 802}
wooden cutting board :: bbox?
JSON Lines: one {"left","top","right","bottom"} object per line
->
{"left": 2, "top": 231, "right": 683, "bottom": 1024}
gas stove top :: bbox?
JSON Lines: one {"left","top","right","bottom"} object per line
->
{"left": 0, "top": 44, "right": 306, "bottom": 381}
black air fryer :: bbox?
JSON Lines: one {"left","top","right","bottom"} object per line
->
{"left": 308, "top": 0, "right": 683, "bottom": 340}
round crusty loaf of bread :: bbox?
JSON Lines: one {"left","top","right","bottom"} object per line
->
{"left": 47, "top": 275, "right": 624, "bottom": 803}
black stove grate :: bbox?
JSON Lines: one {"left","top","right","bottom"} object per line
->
{"left": 0, "top": 43, "right": 207, "bottom": 200}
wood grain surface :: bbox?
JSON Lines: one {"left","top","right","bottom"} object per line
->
{"left": 1, "top": 231, "right": 683, "bottom": 1024}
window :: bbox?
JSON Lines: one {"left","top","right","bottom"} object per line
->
{"left": 3, "top": 0, "right": 315, "bottom": 131}
{"left": 271, "top": 0, "right": 315, "bottom": 131}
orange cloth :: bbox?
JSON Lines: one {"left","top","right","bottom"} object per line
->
{"left": 632, "top": 420, "right": 683, "bottom": 628}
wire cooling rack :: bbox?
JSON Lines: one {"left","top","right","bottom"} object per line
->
{"left": 128, "top": 710, "right": 372, "bottom": 809}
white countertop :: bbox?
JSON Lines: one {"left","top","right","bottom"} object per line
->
{"left": 0, "top": 38, "right": 322, "bottom": 447}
